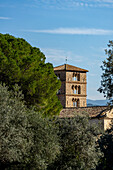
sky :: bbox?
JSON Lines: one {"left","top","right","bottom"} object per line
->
{"left": 0, "top": 0, "right": 113, "bottom": 100}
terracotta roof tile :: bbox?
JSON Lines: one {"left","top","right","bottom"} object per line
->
{"left": 54, "top": 64, "right": 88, "bottom": 72}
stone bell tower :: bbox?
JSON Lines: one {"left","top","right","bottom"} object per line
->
{"left": 54, "top": 64, "right": 88, "bottom": 108}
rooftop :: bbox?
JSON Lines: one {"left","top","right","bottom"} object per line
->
{"left": 59, "top": 106, "right": 108, "bottom": 118}
{"left": 54, "top": 64, "right": 88, "bottom": 72}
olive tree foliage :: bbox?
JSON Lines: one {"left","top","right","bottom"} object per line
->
{"left": 48, "top": 114, "right": 103, "bottom": 170}
{"left": 27, "top": 112, "right": 60, "bottom": 170}
{"left": 0, "top": 84, "right": 60, "bottom": 170}
{"left": 0, "top": 33, "right": 62, "bottom": 116}
{"left": 98, "top": 41, "right": 113, "bottom": 105}
{"left": 0, "top": 83, "right": 32, "bottom": 169}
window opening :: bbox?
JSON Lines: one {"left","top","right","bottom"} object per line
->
{"left": 57, "top": 74, "right": 60, "bottom": 80}
{"left": 78, "top": 86, "right": 81, "bottom": 94}
{"left": 73, "top": 101, "right": 77, "bottom": 107}
{"left": 72, "top": 98, "right": 79, "bottom": 107}
{"left": 72, "top": 73, "right": 77, "bottom": 81}
{"left": 78, "top": 74, "right": 80, "bottom": 81}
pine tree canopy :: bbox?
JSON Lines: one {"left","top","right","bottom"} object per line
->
{"left": 0, "top": 33, "right": 62, "bottom": 116}
{"left": 98, "top": 41, "right": 113, "bottom": 106}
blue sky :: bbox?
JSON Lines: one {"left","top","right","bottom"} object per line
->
{"left": 0, "top": 0, "right": 113, "bottom": 100}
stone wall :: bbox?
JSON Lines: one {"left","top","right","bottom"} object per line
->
{"left": 66, "top": 72, "right": 86, "bottom": 82}
{"left": 66, "top": 71, "right": 87, "bottom": 96}
{"left": 103, "top": 118, "right": 112, "bottom": 130}
{"left": 66, "top": 96, "right": 86, "bottom": 107}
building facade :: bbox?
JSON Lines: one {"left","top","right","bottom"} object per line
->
{"left": 54, "top": 64, "right": 88, "bottom": 108}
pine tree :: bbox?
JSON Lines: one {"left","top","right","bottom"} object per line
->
{"left": 0, "top": 33, "right": 62, "bottom": 116}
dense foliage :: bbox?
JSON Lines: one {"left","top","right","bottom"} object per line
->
{"left": 27, "top": 112, "right": 60, "bottom": 170}
{"left": 0, "top": 84, "right": 60, "bottom": 170}
{"left": 97, "top": 121, "right": 113, "bottom": 170}
{"left": 0, "top": 84, "right": 32, "bottom": 169}
{"left": 48, "top": 114, "right": 102, "bottom": 170}
{"left": 0, "top": 83, "right": 106, "bottom": 170}
{"left": 97, "top": 41, "right": 113, "bottom": 168}
{"left": 98, "top": 41, "right": 113, "bottom": 105}
{"left": 0, "top": 33, "right": 62, "bottom": 116}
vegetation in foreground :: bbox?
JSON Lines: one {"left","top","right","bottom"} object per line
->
{"left": 48, "top": 115, "right": 102, "bottom": 170}
{"left": 0, "top": 33, "right": 113, "bottom": 169}
{"left": 1, "top": 83, "right": 113, "bottom": 169}
{"left": 0, "top": 84, "right": 60, "bottom": 170}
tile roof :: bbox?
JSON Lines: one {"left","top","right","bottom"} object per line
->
{"left": 54, "top": 64, "right": 88, "bottom": 72}
{"left": 59, "top": 106, "right": 108, "bottom": 118}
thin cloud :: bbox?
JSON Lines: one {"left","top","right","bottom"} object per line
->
{"left": 0, "top": 17, "right": 11, "bottom": 20}
{"left": 32, "top": 0, "right": 113, "bottom": 9}
{"left": 93, "top": 0, "right": 113, "bottom": 3}
{"left": 41, "top": 48, "right": 83, "bottom": 65}
{"left": 25, "top": 28, "right": 113, "bottom": 35}
{"left": 42, "top": 48, "right": 72, "bottom": 63}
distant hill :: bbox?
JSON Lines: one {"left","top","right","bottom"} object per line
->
{"left": 87, "top": 99, "right": 109, "bottom": 106}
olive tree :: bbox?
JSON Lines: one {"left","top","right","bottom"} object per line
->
{"left": 0, "top": 84, "right": 60, "bottom": 169}
{"left": 48, "top": 114, "right": 102, "bottom": 170}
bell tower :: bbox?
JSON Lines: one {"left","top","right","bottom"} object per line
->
{"left": 54, "top": 64, "right": 88, "bottom": 108}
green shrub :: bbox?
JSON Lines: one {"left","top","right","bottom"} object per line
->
{"left": 48, "top": 114, "right": 102, "bottom": 170}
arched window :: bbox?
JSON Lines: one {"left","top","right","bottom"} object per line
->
{"left": 78, "top": 86, "right": 81, "bottom": 94}
{"left": 74, "top": 89, "right": 76, "bottom": 94}
{"left": 77, "top": 74, "right": 80, "bottom": 81}
{"left": 72, "top": 98, "right": 79, "bottom": 107}
{"left": 72, "top": 85, "right": 78, "bottom": 94}
{"left": 72, "top": 73, "right": 77, "bottom": 81}
{"left": 77, "top": 99, "right": 80, "bottom": 107}
{"left": 72, "top": 73, "right": 80, "bottom": 81}
{"left": 72, "top": 85, "right": 74, "bottom": 94}
{"left": 74, "top": 85, "right": 77, "bottom": 94}
{"left": 72, "top": 98, "right": 75, "bottom": 107}
{"left": 74, "top": 76, "right": 76, "bottom": 81}
{"left": 73, "top": 101, "right": 77, "bottom": 107}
